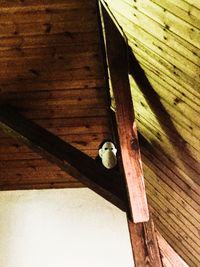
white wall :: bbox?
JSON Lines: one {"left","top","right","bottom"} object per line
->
{"left": 0, "top": 188, "right": 134, "bottom": 267}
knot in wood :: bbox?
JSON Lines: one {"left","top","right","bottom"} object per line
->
{"left": 130, "top": 138, "right": 139, "bottom": 151}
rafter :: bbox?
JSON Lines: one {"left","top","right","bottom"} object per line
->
{"left": 99, "top": 2, "right": 163, "bottom": 266}
{"left": 0, "top": 105, "right": 127, "bottom": 212}
{"left": 100, "top": 1, "right": 149, "bottom": 223}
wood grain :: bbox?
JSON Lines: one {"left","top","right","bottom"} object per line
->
{"left": 0, "top": 105, "right": 126, "bottom": 211}
{"left": 103, "top": 0, "right": 200, "bottom": 265}
{"left": 101, "top": 2, "right": 149, "bottom": 223}
{"left": 0, "top": 0, "right": 112, "bottom": 190}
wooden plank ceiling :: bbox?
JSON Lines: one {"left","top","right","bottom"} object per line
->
{"left": 0, "top": 0, "right": 199, "bottom": 266}
{"left": 0, "top": 0, "right": 113, "bottom": 190}
{"left": 103, "top": 0, "right": 200, "bottom": 266}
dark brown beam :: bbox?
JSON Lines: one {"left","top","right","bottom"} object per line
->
{"left": 0, "top": 105, "right": 127, "bottom": 211}
{"left": 101, "top": 2, "right": 149, "bottom": 223}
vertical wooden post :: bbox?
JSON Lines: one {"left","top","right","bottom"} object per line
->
{"left": 128, "top": 218, "right": 162, "bottom": 267}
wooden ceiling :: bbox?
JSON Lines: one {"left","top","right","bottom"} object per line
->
{"left": 0, "top": 0, "right": 113, "bottom": 190}
{"left": 103, "top": 0, "right": 200, "bottom": 266}
{"left": 0, "top": 0, "right": 199, "bottom": 266}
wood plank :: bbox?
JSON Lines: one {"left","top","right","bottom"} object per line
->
{"left": 134, "top": 103, "right": 200, "bottom": 156}
{"left": 132, "top": 0, "right": 199, "bottom": 49}
{"left": 125, "top": 28, "right": 200, "bottom": 81}
{"left": 146, "top": 194, "right": 200, "bottom": 260}
{"left": 0, "top": 105, "right": 126, "bottom": 212}
{"left": 137, "top": 116, "right": 200, "bottom": 179}
{"left": 0, "top": 20, "right": 98, "bottom": 37}
{"left": 136, "top": 65, "right": 200, "bottom": 116}
{"left": 5, "top": 126, "right": 110, "bottom": 138}
{"left": 144, "top": 171, "right": 200, "bottom": 229}
{"left": 0, "top": 159, "right": 83, "bottom": 189}
{"left": 0, "top": 168, "right": 70, "bottom": 181}
{"left": 152, "top": 207, "right": 200, "bottom": 266}
{"left": 0, "top": 79, "right": 105, "bottom": 93}
{"left": 142, "top": 147, "right": 200, "bottom": 206}
{"left": 184, "top": 0, "right": 200, "bottom": 10}
{"left": 101, "top": 2, "right": 149, "bottom": 223}
{"left": 0, "top": 7, "right": 97, "bottom": 25}
{"left": 0, "top": 44, "right": 101, "bottom": 60}
{"left": 0, "top": 133, "right": 110, "bottom": 154}
{"left": 0, "top": 158, "right": 58, "bottom": 169}
{"left": 131, "top": 82, "right": 200, "bottom": 143}
{"left": 0, "top": 181, "right": 82, "bottom": 191}
{"left": 0, "top": 0, "right": 96, "bottom": 11}
{"left": 138, "top": 122, "right": 200, "bottom": 185}
{"left": 0, "top": 150, "right": 98, "bottom": 161}
{"left": 151, "top": 0, "right": 200, "bottom": 29}
{"left": 0, "top": 31, "right": 100, "bottom": 50}
{"left": 0, "top": 53, "right": 103, "bottom": 71}
{"left": 104, "top": 0, "right": 199, "bottom": 65}
{"left": 106, "top": 0, "right": 200, "bottom": 49}
{"left": 141, "top": 141, "right": 200, "bottom": 198}
{"left": 0, "top": 62, "right": 104, "bottom": 82}
{"left": 22, "top": 107, "right": 109, "bottom": 119}
{"left": 0, "top": 69, "right": 104, "bottom": 84}
{"left": 107, "top": 3, "right": 200, "bottom": 79}
{"left": 1, "top": 88, "right": 106, "bottom": 100}
{"left": 137, "top": 113, "right": 200, "bottom": 168}
{"left": 156, "top": 230, "right": 189, "bottom": 267}
{"left": 128, "top": 37, "right": 199, "bottom": 94}
{"left": 0, "top": 50, "right": 103, "bottom": 65}
{"left": 129, "top": 41, "right": 199, "bottom": 97}
{"left": 153, "top": 212, "right": 198, "bottom": 267}
{"left": 1, "top": 96, "right": 107, "bottom": 109}
{"left": 145, "top": 182, "right": 200, "bottom": 246}
{"left": 136, "top": 113, "right": 200, "bottom": 163}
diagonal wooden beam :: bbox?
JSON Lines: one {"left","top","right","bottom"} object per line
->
{"left": 100, "top": 1, "right": 149, "bottom": 223}
{"left": 98, "top": 2, "right": 163, "bottom": 266}
{"left": 0, "top": 105, "right": 127, "bottom": 211}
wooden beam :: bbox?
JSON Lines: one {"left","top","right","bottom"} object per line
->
{"left": 128, "top": 218, "right": 163, "bottom": 267}
{"left": 98, "top": 3, "right": 163, "bottom": 266}
{"left": 0, "top": 105, "right": 127, "bottom": 211}
{"left": 101, "top": 2, "right": 149, "bottom": 223}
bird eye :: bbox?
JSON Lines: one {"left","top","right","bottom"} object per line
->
{"left": 104, "top": 147, "right": 108, "bottom": 150}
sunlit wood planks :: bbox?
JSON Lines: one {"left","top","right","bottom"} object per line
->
{"left": 156, "top": 230, "right": 189, "bottom": 267}
{"left": 103, "top": 0, "right": 200, "bottom": 266}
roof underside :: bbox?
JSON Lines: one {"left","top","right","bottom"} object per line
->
{"left": 103, "top": 0, "right": 200, "bottom": 266}
{"left": 0, "top": 0, "right": 112, "bottom": 189}
{"left": 0, "top": 0, "right": 199, "bottom": 266}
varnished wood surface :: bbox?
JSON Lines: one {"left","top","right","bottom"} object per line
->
{"left": 0, "top": 0, "right": 112, "bottom": 189}
{"left": 0, "top": 105, "right": 126, "bottom": 210}
{"left": 102, "top": 0, "right": 200, "bottom": 266}
{"left": 101, "top": 3, "right": 149, "bottom": 223}
{"left": 128, "top": 217, "right": 162, "bottom": 267}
